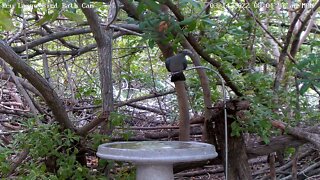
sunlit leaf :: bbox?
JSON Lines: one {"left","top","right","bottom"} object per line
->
{"left": 63, "top": 11, "right": 84, "bottom": 24}
{"left": 51, "top": 10, "right": 60, "bottom": 22}
{"left": 0, "top": 10, "right": 15, "bottom": 30}
{"left": 36, "top": 13, "right": 53, "bottom": 26}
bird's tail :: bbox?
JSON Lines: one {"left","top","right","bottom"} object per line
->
{"left": 171, "top": 72, "right": 186, "bottom": 82}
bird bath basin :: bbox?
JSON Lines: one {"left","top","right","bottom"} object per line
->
{"left": 97, "top": 141, "right": 218, "bottom": 180}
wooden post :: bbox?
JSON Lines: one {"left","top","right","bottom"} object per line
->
{"left": 174, "top": 81, "right": 190, "bottom": 141}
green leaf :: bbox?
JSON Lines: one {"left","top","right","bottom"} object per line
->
{"left": 187, "top": 21, "right": 197, "bottom": 32}
{"left": 201, "top": 18, "right": 216, "bottom": 26}
{"left": 0, "top": 10, "right": 15, "bottom": 30}
{"left": 143, "top": 0, "right": 161, "bottom": 12}
{"left": 179, "top": 17, "right": 198, "bottom": 32}
{"left": 261, "top": 135, "right": 270, "bottom": 144}
{"left": 148, "top": 39, "right": 155, "bottom": 49}
{"left": 231, "top": 121, "right": 241, "bottom": 137}
{"left": 311, "top": 40, "right": 320, "bottom": 47}
{"left": 51, "top": 10, "right": 60, "bottom": 22}
{"left": 53, "top": 0, "right": 63, "bottom": 9}
{"left": 179, "top": 17, "right": 194, "bottom": 26}
{"left": 300, "top": 83, "right": 310, "bottom": 95}
{"left": 36, "top": 13, "right": 53, "bottom": 26}
{"left": 63, "top": 11, "right": 84, "bottom": 24}
{"left": 181, "top": 0, "right": 201, "bottom": 9}
{"left": 110, "top": 112, "right": 126, "bottom": 127}
{"left": 137, "top": 2, "right": 147, "bottom": 15}
{"left": 14, "top": 4, "right": 23, "bottom": 15}
{"left": 94, "top": 99, "right": 102, "bottom": 105}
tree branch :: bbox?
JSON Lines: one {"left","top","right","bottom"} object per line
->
{"left": 290, "top": 1, "right": 320, "bottom": 57}
{"left": 12, "top": 28, "right": 92, "bottom": 53}
{"left": 273, "top": 2, "right": 306, "bottom": 91}
{"left": 0, "top": 40, "right": 74, "bottom": 130}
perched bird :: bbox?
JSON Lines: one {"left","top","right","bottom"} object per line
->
{"left": 165, "top": 49, "right": 192, "bottom": 82}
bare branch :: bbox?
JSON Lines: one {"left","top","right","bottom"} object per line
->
{"left": 12, "top": 28, "right": 92, "bottom": 53}
{"left": 0, "top": 40, "right": 74, "bottom": 130}
{"left": 290, "top": 1, "right": 320, "bottom": 57}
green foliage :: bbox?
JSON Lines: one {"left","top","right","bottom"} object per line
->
{"left": 230, "top": 73, "right": 278, "bottom": 143}
{"left": 243, "top": 73, "right": 274, "bottom": 102}
{"left": 55, "top": 154, "right": 88, "bottom": 180}
{"left": 285, "top": 147, "right": 296, "bottom": 158}
{"left": 110, "top": 112, "right": 134, "bottom": 140}
{"left": 76, "top": 86, "right": 98, "bottom": 99}
{"left": 137, "top": 0, "right": 203, "bottom": 48}
{"left": 139, "top": 13, "right": 171, "bottom": 41}
{"left": 100, "top": 160, "right": 136, "bottom": 180}
{"left": 0, "top": 0, "right": 85, "bottom": 27}
{"left": 180, "top": 0, "right": 202, "bottom": 10}
{"left": 36, "top": 12, "right": 59, "bottom": 26}
{"left": 140, "top": 0, "right": 161, "bottom": 13}
{"left": 90, "top": 133, "right": 109, "bottom": 150}
{"left": 0, "top": 147, "right": 12, "bottom": 176}
{"left": 186, "top": 69, "right": 220, "bottom": 112}
{"left": 230, "top": 121, "right": 241, "bottom": 137}
{"left": 0, "top": 9, "right": 15, "bottom": 30}
{"left": 6, "top": 120, "right": 98, "bottom": 179}
{"left": 114, "top": 167, "right": 136, "bottom": 180}
{"left": 231, "top": 101, "right": 274, "bottom": 144}
{"left": 110, "top": 111, "right": 126, "bottom": 127}
{"left": 296, "top": 53, "right": 320, "bottom": 95}
{"left": 62, "top": 11, "right": 84, "bottom": 24}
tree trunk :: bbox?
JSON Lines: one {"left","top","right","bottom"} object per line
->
{"left": 208, "top": 100, "right": 252, "bottom": 180}
{"left": 77, "top": 0, "right": 114, "bottom": 135}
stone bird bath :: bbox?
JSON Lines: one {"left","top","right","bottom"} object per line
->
{"left": 97, "top": 141, "right": 218, "bottom": 180}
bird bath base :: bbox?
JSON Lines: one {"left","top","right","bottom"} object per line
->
{"left": 97, "top": 141, "right": 218, "bottom": 180}
{"left": 136, "top": 164, "right": 173, "bottom": 180}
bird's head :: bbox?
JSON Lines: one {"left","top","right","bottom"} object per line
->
{"left": 179, "top": 49, "right": 193, "bottom": 57}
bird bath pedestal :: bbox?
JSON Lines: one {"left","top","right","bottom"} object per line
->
{"left": 97, "top": 141, "right": 218, "bottom": 180}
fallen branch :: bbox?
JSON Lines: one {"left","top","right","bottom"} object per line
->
{"left": 287, "top": 127, "right": 320, "bottom": 149}
{"left": 117, "top": 124, "right": 201, "bottom": 130}
{"left": 115, "top": 90, "right": 175, "bottom": 107}
{"left": 253, "top": 148, "right": 316, "bottom": 178}
{"left": 0, "top": 109, "right": 33, "bottom": 117}
{"left": 127, "top": 103, "right": 166, "bottom": 115}
{"left": 280, "top": 161, "right": 320, "bottom": 180}
{"left": 175, "top": 167, "right": 224, "bottom": 177}
{"left": 271, "top": 120, "right": 320, "bottom": 150}
{"left": 246, "top": 135, "right": 307, "bottom": 158}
